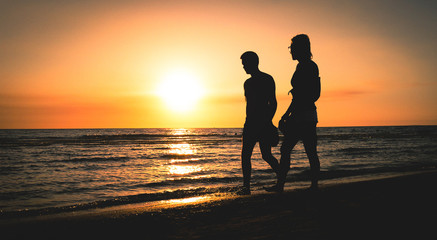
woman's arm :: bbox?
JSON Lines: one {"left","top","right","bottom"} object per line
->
{"left": 282, "top": 102, "right": 293, "bottom": 120}
{"left": 313, "top": 76, "right": 321, "bottom": 102}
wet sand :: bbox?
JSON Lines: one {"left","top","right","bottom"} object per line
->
{"left": 2, "top": 171, "right": 437, "bottom": 239}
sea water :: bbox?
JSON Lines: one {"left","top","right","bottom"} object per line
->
{"left": 0, "top": 126, "right": 436, "bottom": 214}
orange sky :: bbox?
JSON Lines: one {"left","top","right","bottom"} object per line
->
{"left": 1, "top": 0, "right": 436, "bottom": 128}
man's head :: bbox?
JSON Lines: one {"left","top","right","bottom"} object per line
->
{"left": 241, "top": 51, "right": 259, "bottom": 74}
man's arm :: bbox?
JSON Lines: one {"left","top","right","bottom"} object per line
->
{"left": 268, "top": 77, "right": 277, "bottom": 121}
{"left": 243, "top": 80, "right": 248, "bottom": 101}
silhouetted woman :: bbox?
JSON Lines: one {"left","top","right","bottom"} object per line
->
{"left": 269, "top": 34, "right": 321, "bottom": 192}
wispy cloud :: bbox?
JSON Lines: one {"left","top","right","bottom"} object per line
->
{"left": 321, "top": 89, "right": 372, "bottom": 100}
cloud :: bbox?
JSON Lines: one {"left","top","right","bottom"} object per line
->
{"left": 321, "top": 89, "right": 372, "bottom": 101}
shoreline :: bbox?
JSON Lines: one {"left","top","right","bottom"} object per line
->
{"left": 1, "top": 170, "right": 430, "bottom": 219}
{"left": 2, "top": 170, "right": 437, "bottom": 239}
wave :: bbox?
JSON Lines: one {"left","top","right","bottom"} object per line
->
{"left": 0, "top": 186, "right": 241, "bottom": 218}
{"left": 160, "top": 154, "right": 201, "bottom": 160}
{"left": 3, "top": 165, "right": 436, "bottom": 218}
{"left": 0, "top": 166, "right": 22, "bottom": 175}
{"left": 69, "top": 156, "right": 130, "bottom": 163}
{"left": 0, "top": 133, "right": 242, "bottom": 148}
{"left": 2, "top": 126, "right": 435, "bottom": 148}
{"left": 334, "top": 147, "right": 383, "bottom": 154}
{"left": 319, "top": 164, "right": 437, "bottom": 180}
{"left": 137, "top": 176, "right": 241, "bottom": 188}
{"left": 319, "top": 126, "right": 437, "bottom": 141}
{"left": 39, "top": 156, "right": 131, "bottom": 164}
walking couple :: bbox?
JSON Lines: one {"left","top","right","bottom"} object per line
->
{"left": 241, "top": 34, "right": 321, "bottom": 194}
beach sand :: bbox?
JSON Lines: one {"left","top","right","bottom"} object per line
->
{"left": 2, "top": 171, "right": 437, "bottom": 239}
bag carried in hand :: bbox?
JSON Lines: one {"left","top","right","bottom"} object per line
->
{"left": 278, "top": 116, "right": 293, "bottom": 136}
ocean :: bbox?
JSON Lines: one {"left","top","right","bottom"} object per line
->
{"left": 1, "top": 126, "right": 436, "bottom": 215}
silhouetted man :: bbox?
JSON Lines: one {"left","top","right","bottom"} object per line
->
{"left": 240, "top": 51, "right": 279, "bottom": 194}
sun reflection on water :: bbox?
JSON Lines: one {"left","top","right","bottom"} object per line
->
{"left": 166, "top": 142, "right": 203, "bottom": 176}
{"left": 167, "top": 196, "right": 209, "bottom": 205}
{"left": 168, "top": 143, "right": 195, "bottom": 155}
{"left": 170, "top": 128, "right": 191, "bottom": 136}
{"left": 168, "top": 165, "right": 201, "bottom": 175}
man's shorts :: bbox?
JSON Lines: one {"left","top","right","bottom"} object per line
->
{"left": 243, "top": 121, "right": 279, "bottom": 146}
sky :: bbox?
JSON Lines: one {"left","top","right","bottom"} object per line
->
{"left": 1, "top": 0, "right": 436, "bottom": 128}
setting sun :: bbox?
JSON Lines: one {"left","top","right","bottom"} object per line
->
{"left": 156, "top": 69, "right": 205, "bottom": 113}
{"left": 0, "top": 0, "right": 436, "bottom": 128}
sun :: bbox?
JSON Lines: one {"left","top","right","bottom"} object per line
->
{"left": 157, "top": 69, "right": 204, "bottom": 112}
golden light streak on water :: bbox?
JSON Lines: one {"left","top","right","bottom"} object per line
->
{"left": 168, "top": 165, "right": 201, "bottom": 175}
{"left": 168, "top": 143, "right": 195, "bottom": 155}
{"left": 166, "top": 142, "right": 203, "bottom": 175}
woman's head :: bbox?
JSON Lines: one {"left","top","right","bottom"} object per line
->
{"left": 289, "top": 34, "right": 312, "bottom": 61}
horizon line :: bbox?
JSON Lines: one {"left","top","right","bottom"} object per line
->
{"left": 1, "top": 124, "right": 436, "bottom": 130}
